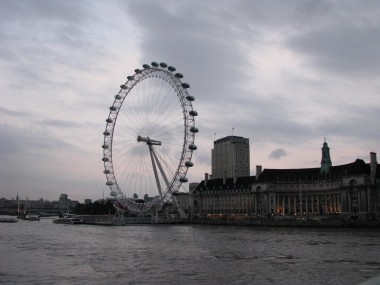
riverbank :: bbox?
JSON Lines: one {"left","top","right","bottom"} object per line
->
{"left": 53, "top": 214, "right": 380, "bottom": 228}
{"left": 187, "top": 218, "right": 380, "bottom": 228}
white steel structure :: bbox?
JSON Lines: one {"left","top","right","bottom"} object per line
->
{"left": 102, "top": 62, "right": 198, "bottom": 216}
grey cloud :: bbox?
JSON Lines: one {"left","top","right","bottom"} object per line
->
{"left": 315, "top": 105, "right": 380, "bottom": 142}
{"left": 288, "top": 26, "right": 380, "bottom": 78}
{"left": 0, "top": 0, "right": 109, "bottom": 91}
{"left": 204, "top": 95, "right": 314, "bottom": 144}
{"left": 122, "top": 0, "right": 380, "bottom": 167}
{"left": 0, "top": 0, "right": 89, "bottom": 23}
{"left": 287, "top": 3, "right": 380, "bottom": 78}
{"left": 42, "top": 119, "right": 83, "bottom": 128}
{"left": 0, "top": 106, "right": 27, "bottom": 117}
{"left": 0, "top": 123, "right": 74, "bottom": 157}
{"left": 269, "top": 148, "right": 287, "bottom": 160}
{"left": 124, "top": 1, "right": 257, "bottom": 102}
{"left": 121, "top": 1, "right": 327, "bottom": 149}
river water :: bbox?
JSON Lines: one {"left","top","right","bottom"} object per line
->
{"left": 0, "top": 217, "right": 379, "bottom": 285}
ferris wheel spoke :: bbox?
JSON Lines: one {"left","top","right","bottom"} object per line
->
{"left": 153, "top": 123, "right": 184, "bottom": 140}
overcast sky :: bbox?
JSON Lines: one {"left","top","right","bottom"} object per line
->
{"left": 1, "top": 0, "right": 379, "bottom": 202}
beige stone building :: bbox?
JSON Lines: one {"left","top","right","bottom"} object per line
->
{"left": 190, "top": 141, "right": 380, "bottom": 222}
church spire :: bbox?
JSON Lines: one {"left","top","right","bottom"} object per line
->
{"left": 321, "top": 139, "right": 332, "bottom": 174}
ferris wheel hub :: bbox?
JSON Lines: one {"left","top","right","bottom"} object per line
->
{"left": 137, "top": 135, "right": 162, "bottom": 145}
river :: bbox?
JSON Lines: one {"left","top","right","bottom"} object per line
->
{"left": 0, "top": 217, "right": 379, "bottom": 285}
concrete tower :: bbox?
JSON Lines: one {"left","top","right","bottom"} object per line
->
{"left": 211, "top": 136, "right": 250, "bottom": 179}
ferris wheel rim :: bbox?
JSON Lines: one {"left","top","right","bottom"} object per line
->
{"left": 102, "top": 62, "right": 197, "bottom": 213}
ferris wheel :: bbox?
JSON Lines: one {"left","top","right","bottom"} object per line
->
{"left": 102, "top": 62, "right": 198, "bottom": 215}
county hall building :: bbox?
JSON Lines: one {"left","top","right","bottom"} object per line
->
{"left": 189, "top": 136, "right": 380, "bottom": 222}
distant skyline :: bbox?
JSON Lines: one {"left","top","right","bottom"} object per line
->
{"left": 0, "top": 0, "right": 379, "bottom": 202}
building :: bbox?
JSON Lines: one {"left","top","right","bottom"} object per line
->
{"left": 190, "top": 141, "right": 380, "bottom": 223}
{"left": 211, "top": 136, "right": 250, "bottom": 179}
{"left": 189, "top": 182, "right": 199, "bottom": 192}
{"left": 84, "top": 199, "right": 92, "bottom": 205}
{"left": 189, "top": 175, "right": 256, "bottom": 219}
{"left": 173, "top": 192, "right": 190, "bottom": 214}
{"left": 0, "top": 196, "right": 75, "bottom": 216}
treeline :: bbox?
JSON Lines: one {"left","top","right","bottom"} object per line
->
{"left": 72, "top": 200, "right": 116, "bottom": 215}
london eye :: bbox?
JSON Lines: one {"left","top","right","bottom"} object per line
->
{"left": 102, "top": 62, "right": 198, "bottom": 216}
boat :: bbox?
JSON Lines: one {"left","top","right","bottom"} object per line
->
{"left": 53, "top": 212, "right": 83, "bottom": 224}
{"left": 0, "top": 217, "right": 18, "bottom": 223}
{"left": 53, "top": 217, "right": 83, "bottom": 224}
{"left": 23, "top": 215, "right": 40, "bottom": 221}
{"left": 16, "top": 195, "right": 40, "bottom": 220}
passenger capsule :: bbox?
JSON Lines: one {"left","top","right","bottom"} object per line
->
{"left": 106, "top": 118, "right": 113, "bottom": 123}
{"left": 186, "top": 95, "right": 195, "bottom": 101}
{"left": 190, "top": 127, "right": 199, "bottom": 133}
{"left": 103, "top": 170, "right": 111, "bottom": 174}
{"left": 168, "top": 66, "right": 176, "bottom": 72}
{"left": 106, "top": 181, "right": 113, "bottom": 186}
{"left": 185, "top": 161, "right": 194, "bottom": 167}
{"left": 135, "top": 69, "right": 141, "bottom": 73}
{"left": 114, "top": 95, "right": 122, "bottom": 100}
{"left": 120, "top": 84, "right": 127, "bottom": 89}
{"left": 189, "top": 110, "right": 198, "bottom": 116}
{"left": 159, "top": 62, "right": 167, "bottom": 68}
{"left": 182, "top": 83, "right": 190, "bottom": 88}
{"left": 175, "top": 73, "right": 183, "bottom": 78}
{"left": 110, "top": 106, "right": 117, "bottom": 111}
{"left": 102, "top": 144, "right": 109, "bottom": 149}
{"left": 143, "top": 64, "right": 150, "bottom": 69}
{"left": 189, "top": 144, "right": 197, "bottom": 150}
{"left": 151, "top": 62, "right": 159, "bottom": 67}
{"left": 179, "top": 177, "right": 188, "bottom": 183}
{"left": 102, "top": 157, "right": 109, "bottom": 162}
{"left": 110, "top": 191, "right": 116, "bottom": 196}
{"left": 127, "top": 76, "right": 134, "bottom": 80}
{"left": 103, "top": 131, "right": 110, "bottom": 136}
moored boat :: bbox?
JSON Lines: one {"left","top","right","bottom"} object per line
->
{"left": 23, "top": 215, "right": 40, "bottom": 221}
{"left": 53, "top": 217, "right": 83, "bottom": 224}
{"left": 0, "top": 217, "right": 18, "bottom": 223}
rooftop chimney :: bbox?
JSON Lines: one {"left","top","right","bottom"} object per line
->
{"left": 370, "top": 152, "right": 377, "bottom": 184}
{"left": 204, "top": 173, "right": 209, "bottom": 186}
{"left": 256, "top": 165, "right": 262, "bottom": 179}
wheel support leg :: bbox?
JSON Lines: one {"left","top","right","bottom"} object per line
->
{"left": 149, "top": 145, "right": 163, "bottom": 198}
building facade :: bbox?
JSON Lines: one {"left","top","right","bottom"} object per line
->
{"left": 190, "top": 142, "right": 380, "bottom": 222}
{"left": 189, "top": 176, "right": 256, "bottom": 220}
{"left": 211, "top": 136, "right": 250, "bottom": 179}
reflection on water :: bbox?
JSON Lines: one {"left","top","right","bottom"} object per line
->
{"left": 0, "top": 218, "right": 379, "bottom": 285}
